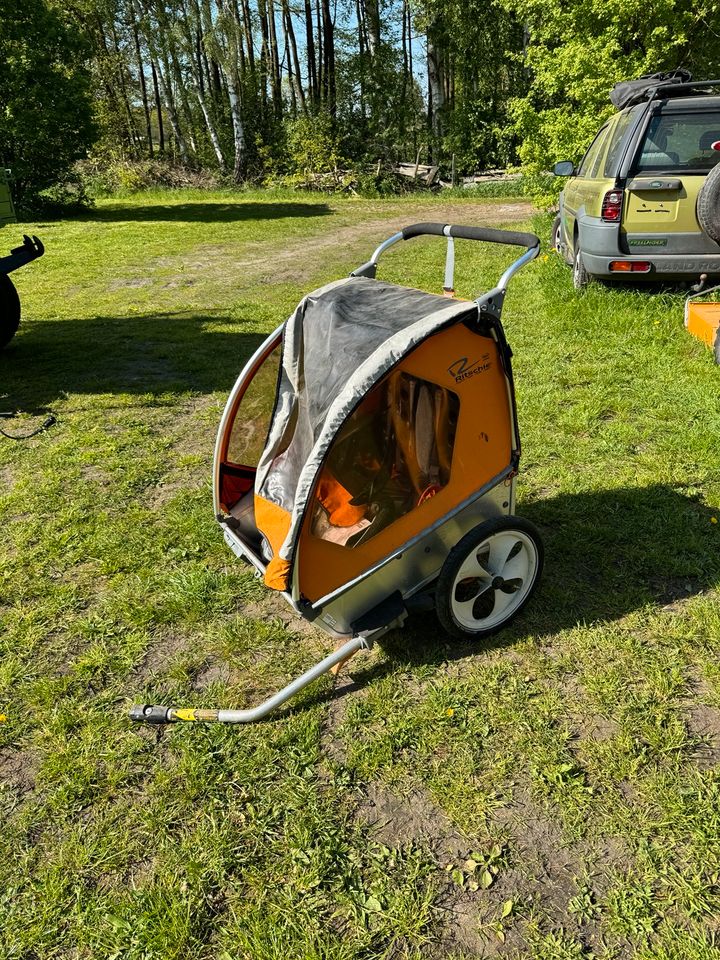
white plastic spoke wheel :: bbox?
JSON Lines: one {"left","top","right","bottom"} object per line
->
{"left": 435, "top": 517, "right": 543, "bottom": 639}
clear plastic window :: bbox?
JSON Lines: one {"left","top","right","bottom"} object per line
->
{"left": 226, "top": 345, "right": 281, "bottom": 467}
{"left": 310, "top": 372, "right": 460, "bottom": 548}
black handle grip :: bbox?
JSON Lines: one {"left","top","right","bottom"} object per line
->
{"left": 401, "top": 222, "right": 539, "bottom": 249}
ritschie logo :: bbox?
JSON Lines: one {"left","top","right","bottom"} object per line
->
{"left": 448, "top": 353, "right": 491, "bottom": 383}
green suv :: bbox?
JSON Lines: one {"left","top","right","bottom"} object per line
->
{"left": 1, "top": 168, "right": 44, "bottom": 348}
{"left": 553, "top": 77, "right": 720, "bottom": 288}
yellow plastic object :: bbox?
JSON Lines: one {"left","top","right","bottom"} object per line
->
{"left": 171, "top": 708, "right": 221, "bottom": 722}
{"left": 685, "top": 285, "right": 720, "bottom": 361}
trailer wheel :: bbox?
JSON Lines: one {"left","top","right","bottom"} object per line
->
{"left": 0, "top": 274, "right": 20, "bottom": 349}
{"left": 697, "top": 163, "right": 720, "bottom": 246}
{"left": 435, "top": 516, "right": 543, "bottom": 640}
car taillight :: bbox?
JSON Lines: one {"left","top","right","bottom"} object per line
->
{"left": 609, "top": 260, "right": 651, "bottom": 273}
{"left": 601, "top": 190, "right": 623, "bottom": 222}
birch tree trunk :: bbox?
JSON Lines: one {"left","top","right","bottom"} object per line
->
{"left": 363, "top": 0, "right": 380, "bottom": 59}
{"left": 282, "top": 0, "right": 306, "bottom": 114}
{"left": 129, "top": 0, "right": 153, "bottom": 156}
{"left": 267, "top": 0, "right": 283, "bottom": 115}
{"left": 183, "top": 0, "right": 227, "bottom": 171}
{"left": 225, "top": 66, "right": 247, "bottom": 181}
{"left": 151, "top": 59, "right": 165, "bottom": 152}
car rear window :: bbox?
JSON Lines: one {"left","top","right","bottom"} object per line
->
{"left": 635, "top": 111, "right": 720, "bottom": 173}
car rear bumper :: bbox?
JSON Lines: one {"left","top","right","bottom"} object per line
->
{"left": 579, "top": 216, "right": 720, "bottom": 278}
{"left": 583, "top": 250, "right": 720, "bottom": 278}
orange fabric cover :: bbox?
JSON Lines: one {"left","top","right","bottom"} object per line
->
{"left": 317, "top": 475, "right": 366, "bottom": 526}
{"left": 254, "top": 494, "right": 292, "bottom": 590}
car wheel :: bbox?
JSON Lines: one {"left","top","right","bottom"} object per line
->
{"left": 573, "top": 245, "right": 590, "bottom": 290}
{"left": 697, "top": 163, "right": 720, "bottom": 245}
{"left": 551, "top": 215, "right": 563, "bottom": 253}
{"left": 0, "top": 274, "right": 21, "bottom": 349}
{"left": 435, "top": 516, "right": 544, "bottom": 640}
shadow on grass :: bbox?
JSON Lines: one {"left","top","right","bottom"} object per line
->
{"left": 0, "top": 311, "right": 268, "bottom": 408}
{"left": 61, "top": 201, "right": 333, "bottom": 224}
{"left": 319, "top": 484, "right": 720, "bottom": 704}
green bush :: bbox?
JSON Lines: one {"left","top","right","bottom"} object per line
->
{"left": 285, "top": 113, "right": 344, "bottom": 175}
{"left": 77, "top": 157, "right": 221, "bottom": 198}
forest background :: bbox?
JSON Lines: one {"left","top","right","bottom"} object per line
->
{"left": 1, "top": 0, "right": 720, "bottom": 208}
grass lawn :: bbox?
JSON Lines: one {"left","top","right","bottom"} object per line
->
{"left": 1, "top": 188, "right": 719, "bottom": 960}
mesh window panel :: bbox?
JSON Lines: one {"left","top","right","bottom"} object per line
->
{"left": 310, "top": 372, "right": 460, "bottom": 548}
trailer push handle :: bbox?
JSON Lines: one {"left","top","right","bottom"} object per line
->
{"left": 400, "top": 221, "right": 540, "bottom": 250}
{"left": 352, "top": 222, "right": 540, "bottom": 296}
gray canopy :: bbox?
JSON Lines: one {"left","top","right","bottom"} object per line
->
{"left": 254, "top": 275, "right": 477, "bottom": 588}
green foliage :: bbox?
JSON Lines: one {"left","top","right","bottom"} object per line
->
{"left": 77, "top": 155, "right": 221, "bottom": 198}
{"left": 500, "top": 0, "right": 720, "bottom": 184}
{"left": 285, "top": 112, "right": 344, "bottom": 175}
{"left": 334, "top": 40, "right": 426, "bottom": 164}
{"left": 0, "top": 0, "right": 96, "bottom": 206}
{"left": 425, "top": 0, "right": 528, "bottom": 173}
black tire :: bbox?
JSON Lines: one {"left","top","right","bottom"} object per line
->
{"left": 0, "top": 273, "right": 20, "bottom": 349}
{"left": 697, "top": 163, "right": 720, "bottom": 246}
{"left": 551, "top": 214, "right": 562, "bottom": 252}
{"left": 573, "top": 243, "right": 590, "bottom": 290}
{"left": 435, "top": 516, "right": 544, "bottom": 640}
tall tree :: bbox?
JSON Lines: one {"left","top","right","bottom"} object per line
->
{"left": 0, "top": 0, "right": 96, "bottom": 203}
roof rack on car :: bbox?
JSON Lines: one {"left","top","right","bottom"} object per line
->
{"left": 650, "top": 80, "right": 720, "bottom": 101}
{"left": 610, "top": 75, "right": 720, "bottom": 110}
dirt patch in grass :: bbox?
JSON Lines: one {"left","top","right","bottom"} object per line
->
{"left": 140, "top": 201, "right": 535, "bottom": 291}
{"left": 348, "top": 775, "right": 626, "bottom": 957}
{"left": 686, "top": 703, "right": 720, "bottom": 768}
{"left": 133, "top": 629, "right": 193, "bottom": 683}
{"left": 107, "top": 277, "right": 154, "bottom": 291}
{"left": 0, "top": 746, "right": 38, "bottom": 807}
{"left": 649, "top": 575, "right": 703, "bottom": 606}
{"left": 0, "top": 464, "right": 14, "bottom": 491}
{"left": 485, "top": 787, "right": 633, "bottom": 956}
{"left": 355, "top": 780, "right": 497, "bottom": 956}
{"left": 112, "top": 353, "right": 179, "bottom": 388}
{"left": 581, "top": 713, "right": 620, "bottom": 742}
{"left": 192, "top": 660, "right": 231, "bottom": 690}
{"left": 241, "top": 591, "right": 317, "bottom": 639}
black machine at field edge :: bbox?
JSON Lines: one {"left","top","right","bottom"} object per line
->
{"left": 0, "top": 168, "right": 44, "bottom": 349}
